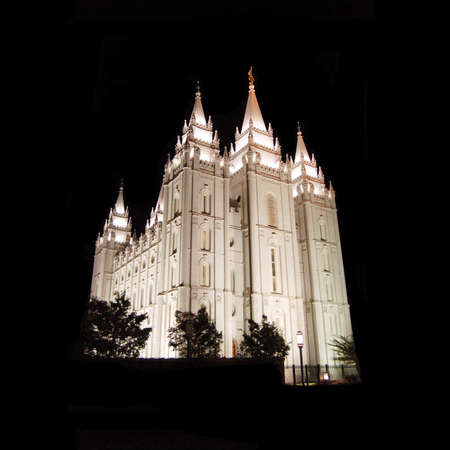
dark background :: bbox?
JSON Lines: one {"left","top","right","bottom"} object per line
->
{"left": 32, "top": 1, "right": 375, "bottom": 448}
{"left": 57, "top": 1, "right": 373, "bottom": 373}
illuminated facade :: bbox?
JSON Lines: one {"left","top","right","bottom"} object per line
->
{"left": 90, "top": 76, "right": 354, "bottom": 371}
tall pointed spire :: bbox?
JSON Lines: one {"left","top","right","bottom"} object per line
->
{"left": 189, "top": 80, "right": 207, "bottom": 126}
{"left": 114, "top": 178, "right": 125, "bottom": 214}
{"left": 241, "top": 67, "right": 266, "bottom": 133}
{"left": 294, "top": 122, "right": 311, "bottom": 164}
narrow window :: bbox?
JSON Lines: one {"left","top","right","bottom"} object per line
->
{"left": 148, "top": 283, "right": 153, "bottom": 304}
{"left": 271, "top": 247, "right": 277, "bottom": 292}
{"left": 267, "top": 194, "right": 278, "bottom": 227}
{"left": 170, "top": 264, "right": 176, "bottom": 288}
{"left": 201, "top": 230, "right": 207, "bottom": 250}
{"left": 326, "top": 279, "right": 333, "bottom": 300}
{"left": 172, "top": 230, "right": 177, "bottom": 253}
{"left": 140, "top": 288, "right": 145, "bottom": 308}
{"left": 231, "top": 271, "right": 236, "bottom": 294}
{"left": 200, "top": 262, "right": 209, "bottom": 286}
{"left": 202, "top": 190, "right": 210, "bottom": 214}
{"left": 319, "top": 219, "right": 327, "bottom": 241}
{"left": 322, "top": 252, "right": 329, "bottom": 271}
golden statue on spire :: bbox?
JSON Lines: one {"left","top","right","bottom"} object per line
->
{"left": 248, "top": 66, "right": 255, "bottom": 85}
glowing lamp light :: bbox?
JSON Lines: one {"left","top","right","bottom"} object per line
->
{"left": 296, "top": 331, "right": 304, "bottom": 348}
{"left": 323, "top": 372, "right": 330, "bottom": 382}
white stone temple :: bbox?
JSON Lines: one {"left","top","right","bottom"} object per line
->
{"left": 90, "top": 71, "right": 354, "bottom": 371}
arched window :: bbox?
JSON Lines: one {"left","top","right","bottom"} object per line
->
{"left": 322, "top": 251, "right": 329, "bottom": 271}
{"left": 201, "top": 230, "right": 207, "bottom": 250}
{"left": 171, "top": 230, "right": 177, "bottom": 254}
{"left": 319, "top": 216, "right": 327, "bottom": 241}
{"left": 270, "top": 247, "right": 277, "bottom": 293}
{"left": 148, "top": 282, "right": 153, "bottom": 304}
{"left": 231, "top": 270, "right": 236, "bottom": 294}
{"left": 200, "top": 260, "right": 210, "bottom": 287}
{"left": 140, "top": 287, "right": 145, "bottom": 308}
{"left": 200, "top": 224, "right": 210, "bottom": 251}
{"left": 173, "top": 186, "right": 180, "bottom": 217}
{"left": 170, "top": 262, "right": 177, "bottom": 288}
{"left": 201, "top": 188, "right": 210, "bottom": 214}
{"left": 326, "top": 278, "right": 333, "bottom": 301}
{"left": 267, "top": 194, "right": 278, "bottom": 227}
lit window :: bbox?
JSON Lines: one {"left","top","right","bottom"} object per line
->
{"left": 231, "top": 271, "right": 236, "bottom": 294}
{"left": 322, "top": 252, "right": 330, "bottom": 271}
{"left": 140, "top": 288, "right": 145, "bottom": 308}
{"left": 271, "top": 248, "right": 277, "bottom": 292}
{"left": 172, "top": 230, "right": 177, "bottom": 254}
{"left": 326, "top": 278, "right": 333, "bottom": 301}
{"left": 173, "top": 186, "right": 180, "bottom": 217}
{"left": 201, "top": 189, "right": 210, "bottom": 214}
{"left": 267, "top": 194, "right": 278, "bottom": 227}
{"left": 200, "top": 261, "right": 209, "bottom": 286}
{"left": 319, "top": 217, "right": 327, "bottom": 241}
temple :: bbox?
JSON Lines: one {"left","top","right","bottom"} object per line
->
{"left": 90, "top": 72, "right": 354, "bottom": 375}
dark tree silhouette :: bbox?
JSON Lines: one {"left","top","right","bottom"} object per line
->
{"left": 239, "top": 315, "right": 290, "bottom": 358}
{"left": 81, "top": 292, "right": 151, "bottom": 358}
{"left": 168, "top": 306, "right": 223, "bottom": 358}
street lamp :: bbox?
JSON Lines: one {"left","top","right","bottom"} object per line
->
{"left": 296, "top": 331, "right": 305, "bottom": 386}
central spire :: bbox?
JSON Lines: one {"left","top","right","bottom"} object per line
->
{"left": 241, "top": 67, "right": 266, "bottom": 133}
{"left": 114, "top": 177, "right": 126, "bottom": 214}
{"left": 189, "top": 80, "right": 207, "bottom": 126}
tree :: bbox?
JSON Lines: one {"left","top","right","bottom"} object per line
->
{"left": 328, "top": 335, "right": 361, "bottom": 378}
{"left": 168, "top": 306, "right": 223, "bottom": 358}
{"left": 80, "top": 292, "right": 152, "bottom": 358}
{"left": 239, "top": 315, "right": 290, "bottom": 358}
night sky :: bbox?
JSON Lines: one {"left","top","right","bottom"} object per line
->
{"left": 59, "top": 2, "right": 372, "bottom": 377}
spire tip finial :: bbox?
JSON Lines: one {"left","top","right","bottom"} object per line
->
{"left": 248, "top": 66, "right": 255, "bottom": 86}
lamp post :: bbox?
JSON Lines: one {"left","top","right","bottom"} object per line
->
{"left": 296, "top": 331, "right": 305, "bottom": 386}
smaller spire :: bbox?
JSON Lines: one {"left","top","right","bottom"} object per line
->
{"left": 114, "top": 178, "right": 125, "bottom": 214}
{"left": 189, "top": 80, "right": 206, "bottom": 126}
{"left": 294, "top": 121, "right": 311, "bottom": 164}
{"left": 318, "top": 166, "right": 324, "bottom": 179}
